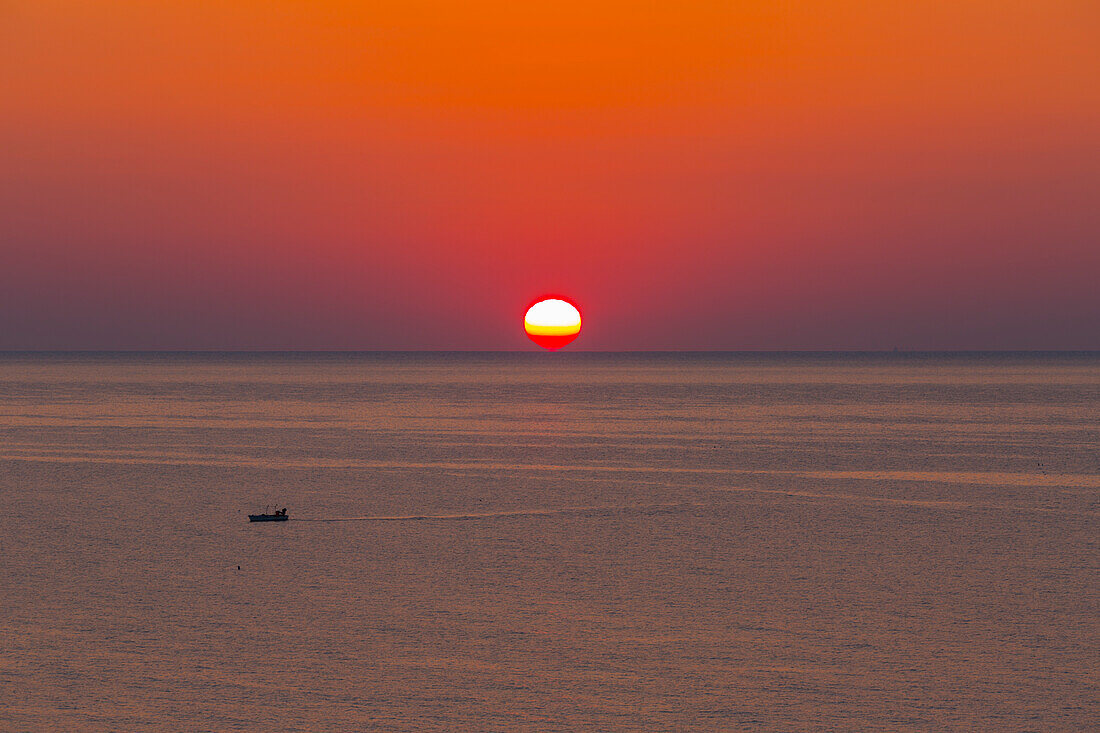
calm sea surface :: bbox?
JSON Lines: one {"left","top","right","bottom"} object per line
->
{"left": 1, "top": 353, "right": 1097, "bottom": 731}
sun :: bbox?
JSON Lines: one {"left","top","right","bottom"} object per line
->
{"left": 524, "top": 298, "right": 582, "bottom": 350}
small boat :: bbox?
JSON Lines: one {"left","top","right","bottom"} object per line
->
{"left": 249, "top": 507, "right": 288, "bottom": 522}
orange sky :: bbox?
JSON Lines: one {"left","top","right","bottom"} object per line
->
{"left": 2, "top": 1, "right": 1098, "bottom": 348}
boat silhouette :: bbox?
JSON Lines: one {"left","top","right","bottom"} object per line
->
{"left": 249, "top": 506, "right": 288, "bottom": 522}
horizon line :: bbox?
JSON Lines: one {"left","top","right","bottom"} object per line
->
{"left": 0, "top": 349, "right": 1097, "bottom": 356}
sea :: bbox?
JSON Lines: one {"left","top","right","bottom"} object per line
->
{"left": 1, "top": 352, "right": 1096, "bottom": 731}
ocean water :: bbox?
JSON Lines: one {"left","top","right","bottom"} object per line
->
{"left": 0, "top": 352, "right": 1096, "bottom": 731}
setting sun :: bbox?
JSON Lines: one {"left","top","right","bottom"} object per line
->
{"left": 524, "top": 298, "right": 581, "bottom": 350}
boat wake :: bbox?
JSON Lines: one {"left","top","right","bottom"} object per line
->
{"left": 292, "top": 501, "right": 699, "bottom": 522}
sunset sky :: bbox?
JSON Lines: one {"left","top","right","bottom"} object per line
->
{"left": 2, "top": 1, "right": 1098, "bottom": 349}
